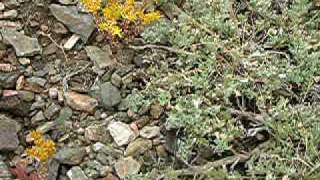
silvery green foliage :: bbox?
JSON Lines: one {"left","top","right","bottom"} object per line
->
{"left": 131, "top": 0, "right": 320, "bottom": 178}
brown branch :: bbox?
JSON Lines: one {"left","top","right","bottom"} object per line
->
{"left": 129, "top": 44, "right": 199, "bottom": 57}
{"left": 167, "top": 141, "right": 270, "bottom": 177}
{"left": 39, "top": 32, "right": 69, "bottom": 61}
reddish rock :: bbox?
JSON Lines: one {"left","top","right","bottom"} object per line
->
{"left": 65, "top": 91, "right": 98, "bottom": 113}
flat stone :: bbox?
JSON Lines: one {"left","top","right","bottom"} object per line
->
{"left": 18, "top": 58, "right": 30, "bottom": 65}
{"left": 0, "top": 3, "right": 4, "bottom": 11}
{"left": 52, "top": 22, "right": 68, "bottom": 34}
{"left": 67, "top": 166, "right": 88, "bottom": 180}
{"left": 64, "top": 34, "right": 80, "bottom": 50}
{"left": 31, "top": 111, "right": 46, "bottom": 124}
{"left": 140, "top": 126, "right": 161, "bottom": 139}
{"left": 85, "top": 46, "right": 113, "bottom": 69}
{"left": 55, "top": 107, "right": 72, "bottom": 125}
{"left": 0, "top": 115, "right": 20, "bottom": 151}
{"left": 0, "top": 9, "right": 16, "bottom": 20}
{"left": 108, "top": 121, "right": 135, "bottom": 146}
{"left": 0, "top": 28, "right": 41, "bottom": 57}
{"left": 100, "top": 82, "right": 121, "bottom": 108}
{"left": 58, "top": 0, "right": 77, "bottom": 5}
{"left": 0, "top": 71, "right": 19, "bottom": 89}
{"left": 65, "top": 91, "right": 98, "bottom": 113}
{"left": 26, "top": 77, "right": 47, "bottom": 87}
{"left": 47, "top": 159, "right": 60, "bottom": 180}
{"left": 49, "top": 4, "right": 95, "bottom": 42}
{"left": 0, "top": 10, "right": 17, "bottom": 19}
{"left": 125, "top": 138, "right": 152, "bottom": 157}
{"left": 0, "top": 94, "right": 31, "bottom": 116}
{"left": 44, "top": 103, "right": 61, "bottom": 119}
{"left": 43, "top": 43, "right": 58, "bottom": 55}
{"left": 49, "top": 87, "right": 58, "bottom": 99}
{"left": 3, "top": 0, "right": 19, "bottom": 8}
{"left": 55, "top": 147, "right": 86, "bottom": 165}
{"left": 98, "top": 173, "right": 119, "bottom": 180}
{"left": 114, "top": 157, "right": 141, "bottom": 179}
{"left": 0, "top": 21, "right": 22, "bottom": 30}
{"left": 0, "top": 159, "right": 11, "bottom": 179}
{"left": 85, "top": 124, "right": 109, "bottom": 142}
{"left": 150, "top": 103, "right": 163, "bottom": 119}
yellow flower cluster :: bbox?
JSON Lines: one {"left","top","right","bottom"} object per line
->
{"left": 25, "top": 131, "right": 56, "bottom": 162}
{"left": 80, "top": 0, "right": 161, "bottom": 37}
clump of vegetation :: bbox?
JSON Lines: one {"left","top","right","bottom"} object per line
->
{"left": 128, "top": 0, "right": 320, "bottom": 178}
{"left": 25, "top": 130, "right": 56, "bottom": 162}
{"left": 80, "top": 0, "right": 161, "bottom": 38}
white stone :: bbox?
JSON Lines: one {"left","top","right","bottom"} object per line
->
{"left": 108, "top": 121, "right": 135, "bottom": 146}
{"left": 114, "top": 157, "right": 141, "bottom": 179}
{"left": 0, "top": 3, "right": 5, "bottom": 11}
{"left": 0, "top": 10, "right": 18, "bottom": 19}
{"left": 140, "top": 126, "right": 161, "bottom": 139}
{"left": 63, "top": 34, "right": 80, "bottom": 50}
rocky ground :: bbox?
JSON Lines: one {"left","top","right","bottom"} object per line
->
{"left": 0, "top": 0, "right": 169, "bottom": 179}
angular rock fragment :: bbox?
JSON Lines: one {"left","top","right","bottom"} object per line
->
{"left": 0, "top": 115, "right": 20, "bottom": 151}
{"left": 49, "top": 4, "right": 95, "bottom": 42}
{"left": 108, "top": 121, "right": 135, "bottom": 146}
{"left": 0, "top": 28, "right": 41, "bottom": 57}
{"left": 114, "top": 157, "right": 141, "bottom": 179}
{"left": 85, "top": 46, "right": 113, "bottom": 69}
{"left": 65, "top": 91, "right": 98, "bottom": 113}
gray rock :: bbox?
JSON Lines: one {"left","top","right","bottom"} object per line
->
{"left": 55, "top": 147, "right": 86, "bottom": 165}
{"left": 3, "top": 0, "right": 19, "bottom": 8}
{"left": 92, "top": 142, "right": 122, "bottom": 158}
{"left": 108, "top": 121, "right": 135, "bottom": 146}
{"left": 65, "top": 91, "right": 98, "bottom": 113}
{"left": 83, "top": 160, "right": 106, "bottom": 178}
{"left": 58, "top": 0, "right": 77, "bottom": 5}
{"left": 0, "top": 93, "right": 31, "bottom": 116}
{"left": 67, "top": 166, "right": 88, "bottom": 180}
{"left": 47, "top": 159, "right": 60, "bottom": 180}
{"left": 0, "top": 10, "right": 17, "bottom": 19}
{"left": 0, "top": 71, "right": 19, "bottom": 88}
{"left": 31, "top": 111, "right": 46, "bottom": 124}
{"left": 111, "top": 73, "right": 122, "bottom": 88}
{"left": 49, "top": 4, "right": 95, "bottom": 42}
{"left": 44, "top": 103, "right": 61, "bottom": 119}
{"left": 0, "top": 28, "right": 41, "bottom": 57}
{"left": 36, "top": 121, "right": 56, "bottom": 134}
{"left": 85, "top": 46, "right": 113, "bottom": 69}
{"left": 18, "top": 90, "right": 34, "bottom": 102}
{"left": 49, "top": 87, "right": 59, "bottom": 99}
{"left": 140, "top": 126, "right": 161, "bottom": 139}
{"left": 0, "top": 115, "right": 20, "bottom": 151}
{"left": 96, "top": 152, "right": 110, "bottom": 165}
{"left": 26, "top": 77, "right": 47, "bottom": 87}
{"left": 18, "top": 58, "right": 31, "bottom": 65}
{"left": 85, "top": 124, "right": 109, "bottom": 142}
{"left": 64, "top": 34, "right": 80, "bottom": 50}
{"left": 0, "top": 3, "right": 4, "bottom": 11}
{"left": 0, "top": 159, "right": 11, "bottom": 179}
{"left": 0, "top": 21, "right": 22, "bottom": 30}
{"left": 56, "top": 107, "right": 72, "bottom": 126}
{"left": 150, "top": 103, "right": 163, "bottom": 119}
{"left": 100, "top": 82, "right": 121, "bottom": 108}
{"left": 114, "top": 157, "right": 141, "bottom": 179}
{"left": 125, "top": 138, "right": 152, "bottom": 157}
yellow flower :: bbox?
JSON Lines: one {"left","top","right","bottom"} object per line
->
{"left": 139, "top": 11, "right": 161, "bottom": 25}
{"left": 26, "top": 131, "right": 56, "bottom": 162}
{"left": 99, "top": 22, "right": 123, "bottom": 37}
{"left": 81, "top": 0, "right": 101, "bottom": 14}
{"left": 103, "top": 1, "right": 122, "bottom": 21}
{"left": 30, "top": 130, "right": 42, "bottom": 141}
